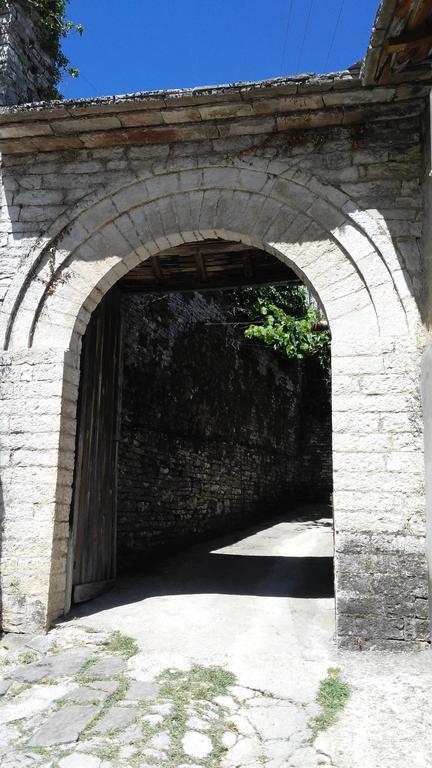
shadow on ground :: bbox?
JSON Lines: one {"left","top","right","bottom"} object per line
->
{"left": 69, "top": 508, "right": 334, "bottom": 619}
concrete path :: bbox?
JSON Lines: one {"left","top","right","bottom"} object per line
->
{"left": 73, "top": 505, "right": 336, "bottom": 703}
{"left": 1, "top": 505, "right": 432, "bottom": 768}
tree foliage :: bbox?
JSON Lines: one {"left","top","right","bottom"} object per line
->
{"left": 232, "top": 285, "right": 331, "bottom": 373}
{"left": 30, "top": 0, "right": 83, "bottom": 84}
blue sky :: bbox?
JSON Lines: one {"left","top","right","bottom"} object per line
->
{"left": 61, "top": 0, "right": 379, "bottom": 100}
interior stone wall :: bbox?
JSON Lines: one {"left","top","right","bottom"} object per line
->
{"left": 117, "top": 290, "right": 332, "bottom": 568}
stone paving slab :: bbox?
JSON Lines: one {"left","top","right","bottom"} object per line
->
{"left": 182, "top": 730, "right": 213, "bottom": 758}
{"left": 246, "top": 700, "right": 309, "bottom": 740}
{"left": 59, "top": 755, "right": 102, "bottom": 768}
{"left": 3, "top": 622, "right": 316, "bottom": 765}
{"left": 1, "top": 618, "right": 432, "bottom": 768}
{"left": 25, "top": 635, "right": 55, "bottom": 655}
{"left": 65, "top": 684, "right": 116, "bottom": 704}
{"left": 0, "top": 683, "right": 72, "bottom": 725}
{"left": 6, "top": 647, "right": 93, "bottom": 683}
{"left": 149, "top": 730, "right": 171, "bottom": 750}
{"left": 87, "top": 655, "right": 126, "bottom": 677}
{"left": 124, "top": 680, "right": 160, "bottom": 701}
{"left": 28, "top": 704, "right": 100, "bottom": 746}
{"left": 90, "top": 679, "right": 119, "bottom": 693}
{"left": 0, "top": 634, "right": 31, "bottom": 652}
{"left": 91, "top": 704, "right": 140, "bottom": 734}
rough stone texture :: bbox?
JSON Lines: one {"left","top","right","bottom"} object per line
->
{"left": 124, "top": 681, "right": 161, "bottom": 701}
{"left": 91, "top": 705, "right": 139, "bottom": 735}
{"left": 5, "top": 647, "right": 93, "bottom": 683}
{"left": 0, "top": 682, "right": 71, "bottom": 724}
{"left": 0, "top": 42, "right": 428, "bottom": 649}
{"left": 65, "top": 685, "right": 116, "bottom": 704}
{"left": 117, "top": 291, "right": 331, "bottom": 567}
{"left": 0, "top": 681, "right": 11, "bottom": 696}
{"left": 87, "top": 655, "right": 127, "bottom": 677}
{"left": 0, "top": 1, "right": 57, "bottom": 106}
{"left": 182, "top": 731, "right": 213, "bottom": 758}
{"left": 25, "top": 635, "right": 55, "bottom": 654}
{"left": 0, "top": 585, "right": 430, "bottom": 767}
{"left": 59, "top": 755, "right": 101, "bottom": 768}
{"left": 28, "top": 705, "right": 100, "bottom": 746}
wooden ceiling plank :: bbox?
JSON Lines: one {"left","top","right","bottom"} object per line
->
{"left": 406, "top": 0, "right": 432, "bottom": 31}
{"left": 377, "top": 55, "right": 394, "bottom": 85}
{"left": 119, "top": 239, "right": 300, "bottom": 292}
{"left": 385, "top": 29, "right": 432, "bottom": 53}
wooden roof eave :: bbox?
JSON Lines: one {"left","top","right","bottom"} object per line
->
{"left": 362, "top": 0, "right": 432, "bottom": 85}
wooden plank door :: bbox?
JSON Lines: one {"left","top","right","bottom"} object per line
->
{"left": 68, "top": 287, "right": 123, "bottom": 606}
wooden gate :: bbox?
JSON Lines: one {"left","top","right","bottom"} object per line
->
{"left": 66, "top": 287, "right": 123, "bottom": 608}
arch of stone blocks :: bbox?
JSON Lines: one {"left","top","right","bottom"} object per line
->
{"left": 0, "top": 161, "right": 427, "bottom": 647}
{"left": 1, "top": 160, "right": 414, "bottom": 351}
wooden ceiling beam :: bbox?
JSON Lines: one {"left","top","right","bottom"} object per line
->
{"left": 150, "top": 255, "right": 163, "bottom": 281}
{"left": 370, "top": 0, "right": 432, "bottom": 84}
{"left": 194, "top": 251, "right": 208, "bottom": 282}
{"left": 119, "top": 240, "right": 301, "bottom": 293}
{"left": 157, "top": 240, "right": 250, "bottom": 258}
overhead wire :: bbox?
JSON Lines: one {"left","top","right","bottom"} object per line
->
{"left": 297, "top": 0, "right": 315, "bottom": 71}
{"left": 78, "top": 71, "right": 101, "bottom": 95}
{"left": 280, "top": 0, "right": 294, "bottom": 71}
{"left": 325, "top": 0, "right": 345, "bottom": 68}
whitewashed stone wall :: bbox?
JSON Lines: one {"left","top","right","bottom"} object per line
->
{"left": 0, "top": 100, "right": 429, "bottom": 648}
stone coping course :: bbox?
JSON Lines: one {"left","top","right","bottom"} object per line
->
{"left": 0, "top": 69, "right": 428, "bottom": 155}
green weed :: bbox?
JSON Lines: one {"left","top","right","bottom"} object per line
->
{"left": 157, "top": 664, "right": 237, "bottom": 767}
{"left": 308, "top": 667, "right": 351, "bottom": 743}
{"left": 102, "top": 631, "right": 138, "bottom": 659}
{"left": 19, "top": 651, "right": 38, "bottom": 665}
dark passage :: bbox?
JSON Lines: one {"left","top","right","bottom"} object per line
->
{"left": 70, "top": 243, "right": 333, "bottom": 607}
{"left": 117, "top": 288, "right": 332, "bottom": 570}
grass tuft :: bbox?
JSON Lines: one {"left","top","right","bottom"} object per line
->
{"left": 102, "top": 631, "right": 138, "bottom": 659}
{"left": 19, "top": 651, "right": 38, "bottom": 665}
{"left": 308, "top": 667, "right": 351, "bottom": 743}
{"left": 157, "top": 664, "right": 237, "bottom": 767}
{"left": 159, "top": 665, "right": 236, "bottom": 702}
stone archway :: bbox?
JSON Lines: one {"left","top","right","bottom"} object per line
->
{"left": 0, "top": 162, "right": 426, "bottom": 648}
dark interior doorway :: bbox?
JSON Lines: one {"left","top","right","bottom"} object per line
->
{"left": 67, "top": 241, "right": 332, "bottom": 609}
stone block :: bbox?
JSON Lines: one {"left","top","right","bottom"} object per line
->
{"left": 124, "top": 680, "right": 160, "bottom": 701}
{"left": 86, "top": 655, "right": 127, "bottom": 677}
{"left": 7, "top": 648, "right": 93, "bottom": 683}
{"left": 28, "top": 705, "right": 100, "bottom": 746}
{"left": 91, "top": 705, "right": 139, "bottom": 734}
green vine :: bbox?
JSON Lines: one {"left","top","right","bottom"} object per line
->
{"left": 232, "top": 285, "right": 331, "bottom": 375}
{"left": 0, "top": 0, "right": 83, "bottom": 97}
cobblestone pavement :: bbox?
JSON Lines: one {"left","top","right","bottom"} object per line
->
{"left": 0, "top": 512, "right": 432, "bottom": 767}
{"left": 0, "top": 621, "right": 328, "bottom": 768}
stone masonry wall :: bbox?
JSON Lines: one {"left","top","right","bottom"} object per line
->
{"left": 117, "top": 291, "right": 332, "bottom": 568}
{"left": 0, "top": 1, "right": 56, "bottom": 105}
{"left": 0, "top": 88, "right": 429, "bottom": 648}
{"left": 0, "top": 108, "right": 425, "bottom": 313}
